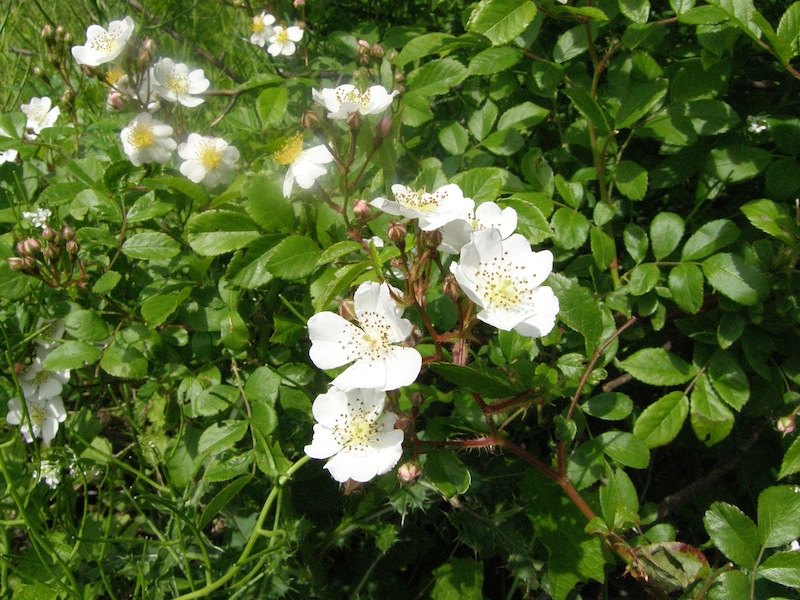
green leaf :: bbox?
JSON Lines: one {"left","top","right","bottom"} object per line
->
{"left": 707, "top": 351, "right": 750, "bottom": 411}
{"left": 777, "top": 3, "right": 800, "bottom": 58}
{"left": 400, "top": 91, "right": 434, "bottom": 126}
{"left": 759, "top": 552, "right": 800, "bottom": 587}
{"left": 705, "top": 0, "right": 761, "bottom": 39}
{"left": 667, "top": 99, "right": 738, "bottom": 136}
{"left": 425, "top": 450, "right": 471, "bottom": 497}
{"left": 451, "top": 168, "right": 504, "bottom": 203}
{"left": 703, "top": 502, "right": 760, "bottom": 569}
{"left": 468, "top": 47, "right": 522, "bottom": 75}
{"left": 650, "top": 212, "right": 684, "bottom": 260}
{"left": 552, "top": 207, "right": 590, "bottom": 250}
{"left": 596, "top": 431, "right": 650, "bottom": 469}
{"left": 263, "top": 235, "right": 320, "bottom": 280}
{"left": 690, "top": 376, "right": 734, "bottom": 446}
{"left": 438, "top": 122, "right": 469, "bottom": 155}
{"left": 199, "top": 421, "right": 249, "bottom": 457}
{"left": 616, "top": 80, "right": 668, "bottom": 129}
{"left": 501, "top": 198, "right": 553, "bottom": 244}
{"left": 702, "top": 253, "right": 769, "bottom": 306}
{"left": 497, "top": 102, "right": 549, "bottom": 131}
{"left": 563, "top": 87, "right": 610, "bottom": 135}
{"left": 122, "top": 232, "right": 181, "bottom": 261}
{"left": 468, "top": 100, "right": 498, "bottom": 142}
{"left": 198, "top": 474, "right": 253, "bottom": 529}
{"left": 681, "top": 219, "right": 740, "bottom": 261}
{"left": 63, "top": 310, "right": 110, "bottom": 342}
{"left": 600, "top": 467, "right": 639, "bottom": 527}
{"left": 186, "top": 210, "right": 260, "bottom": 256}
{"left": 779, "top": 437, "right": 800, "bottom": 479}
{"left": 757, "top": 486, "right": 800, "bottom": 548}
{"left": 627, "top": 263, "right": 660, "bottom": 296}
{"left": 567, "top": 439, "right": 605, "bottom": 490}
{"left": 741, "top": 199, "right": 799, "bottom": 245}
{"left": 482, "top": 128, "right": 524, "bottom": 155}
{"left": 431, "top": 558, "right": 484, "bottom": 600}
{"left": 41, "top": 341, "right": 101, "bottom": 371}
{"left": 619, "top": 347, "right": 696, "bottom": 386}
{"left": 466, "top": 0, "right": 538, "bottom": 46}
{"left": 634, "top": 392, "right": 689, "bottom": 448}
{"left": 624, "top": 223, "right": 649, "bottom": 263}
{"left": 407, "top": 58, "right": 469, "bottom": 97}
{"left": 430, "top": 363, "right": 519, "bottom": 398}
{"left": 589, "top": 227, "right": 615, "bottom": 270}
{"left": 100, "top": 342, "right": 148, "bottom": 379}
{"left": 141, "top": 289, "right": 192, "bottom": 326}
{"left": 392, "top": 32, "right": 456, "bottom": 66}
{"left": 615, "top": 160, "right": 648, "bottom": 201}
{"left": 554, "top": 25, "right": 591, "bottom": 63}
{"left": 192, "top": 384, "right": 239, "bottom": 417}
{"left": 619, "top": 0, "right": 650, "bottom": 23}
{"left": 631, "top": 542, "right": 709, "bottom": 592}
{"left": 256, "top": 87, "right": 288, "bottom": 126}
{"left": 705, "top": 145, "right": 772, "bottom": 183}
{"left": 668, "top": 264, "right": 704, "bottom": 314}
{"left": 707, "top": 570, "right": 750, "bottom": 600}
{"left": 547, "top": 273, "right": 603, "bottom": 353}
{"left": 581, "top": 392, "right": 633, "bottom": 421}
{"left": 244, "top": 174, "right": 294, "bottom": 233}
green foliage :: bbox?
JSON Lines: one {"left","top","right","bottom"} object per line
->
{"left": 2, "top": 0, "right": 800, "bottom": 598}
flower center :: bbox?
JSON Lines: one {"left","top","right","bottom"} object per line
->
{"left": 274, "top": 133, "right": 304, "bottom": 165}
{"left": 28, "top": 401, "right": 47, "bottom": 435}
{"left": 128, "top": 122, "right": 155, "bottom": 149}
{"left": 89, "top": 33, "right": 117, "bottom": 55}
{"left": 474, "top": 254, "right": 536, "bottom": 310}
{"left": 199, "top": 143, "right": 223, "bottom": 170}
{"left": 337, "top": 88, "right": 370, "bottom": 108}
{"left": 166, "top": 72, "right": 189, "bottom": 94}
{"left": 104, "top": 68, "right": 124, "bottom": 87}
{"left": 394, "top": 187, "right": 440, "bottom": 214}
{"left": 344, "top": 417, "right": 375, "bottom": 448}
{"left": 251, "top": 18, "right": 265, "bottom": 33}
{"left": 275, "top": 28, "right": 289, "bottom": 44}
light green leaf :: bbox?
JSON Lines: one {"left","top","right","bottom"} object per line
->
{"left": 552, "top": 207, "right": 590, "bottom": 250}
{"left": 619, "top": 347, "right": 696, "bottom": 386}
{"left": 708, "top": 351, "right": 750, "bottom": 411}
{"left": 497, "top": 102, "right": 549, "bottom": 131}
{"left": 547, "top": 273, "right": 603, "bottom": 353}
{"left": 431, "top": 558, "right": 484, "bottom": 600}
{"left": 451, "top": 167, "right": 504, "bottom": 203}
{"left": 392, "top": 33, "right": 456, "bottom": 66}
{"left": 702, "top": 253, "right": 769, "bottom": 306}
{"left": 64, "top": 310, "right": 110, "bottom": 342}
{"left": 596, "top": 431, "right": 650, "bottom": 469}
{"left": 668, "top": 263, "right": 704, "bottom": 314}
{"left": 759, "top": 552, "right": 800, "bottom": 587}
{"left": 615, "top": 80, "right": 668, "bottom": 129}
{"left": 438, "top": 121, "right": 469, "bottom": 155}
{"left": 263, "top": 236, "right": 320, "bottom": 280}
{"left": 779, "top": 436, "right": 800, "bottom": 479}
{"left": 615, "top": 160, "right": 648, "bottom": 201}
{"left": 777, "top": 3, "right": 800, "bottom": 58}
{"left": 199, "top": 421, "right": 249, "bottom": 457}
{"left": 600, "top": 467, "right": 639, "bottom": 527}
{"left": 186, "top": 210, "right": 260, "bottom": 256}
{"left": 690, "top": 375, "right": 734, "bottom": 446}
{"left": 623, "top": 223, "right": 649, "bottom": 263}
{"left": 401, "top": 92, "right": 434, "bottom": 126}
{"left": 627, "top": 263, "right": 660, "bottom": 296}
{"left": 41, "top": 341, "right": 101, "bottom": 371}
{"left": 705, "top": 145, "right": 772, "bottom": 183}
{"left": 466, "top": 0, "right": 538, "bottom": 46}
{"left": 703, "top": 501, "right": 760, "bottom": 569}
{"left": 681, "top": 219, "right": 740, "bottom": 261}
{"left": 740, "top": 199, "right": 799, "bottom": 245}
{"left": 425, "top": 450, "right": 471, "bottom": 498}
{"left": 563, "top": 87, "right": 610, "bottom": 135}
{"left": 634, "top": 392, "right": 689, "bottom": 448}
{"left": 619, "top": 0, "right": 650, "bottom": 23}
{"left": 407, "top": 58, "right": 469, "bottom": 97}
{"left": 581, "top": 392, "right": 633, "bottom": 421}
{"left": 758, "top": 486, "right": 800, "bottom": 548}
{"left": 468, "top": 47, "right": 522, "bottom": 74}
{"left": 590, "top": 227, "right": 615, "bottom": 270}
{"left": 554, "top": 25, "right": 591, "bottom": 63}
{"left": 199, "top": 474, "right": 253, "bottom": 529}
{"left": 257, "top": 87, "right": 288, "bottom": 126}
{"left": 122, "top": 232, "right": 181, "bottom": 261}
{"left": 650, "top": 212, "right": 684, "bottom": 260}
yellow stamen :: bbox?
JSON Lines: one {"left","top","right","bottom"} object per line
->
{"left": 104, "top": 68, "right": 124, "bottom": 87}
{"left": 274, "top": 133, "right": 304, "bottom": 165}
{"left": 128, "top": 123, "right": 154, "bottom": 149}
{"left": 199, "top": 144, "right": 223, "bottom": 170}
{"left": 251, "top": 19, "right": 264, "bottom": 33}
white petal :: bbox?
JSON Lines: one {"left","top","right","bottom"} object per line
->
{"left": 311, "top": 388, "right": 350, "bottom": 427}
{"left": 304, "top": 424, "right": 341, "bottom": 459}
{"left": 308, "top": 312, "right": 363, "bottom": 370}
{"left": 41, "top": 418, "right": 59, "bottom": 445}
{"left": 6, "top": 398, "right": 22, "bottom": 425}
{"left": 380, "top": 347, "right": 422, "bottom": 390}
{"left": 282, "top": 169, "right": 294, "bottom": 198}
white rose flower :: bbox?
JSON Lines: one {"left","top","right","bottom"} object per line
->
{"left": 21, "top": 97, "right": 60, "bottom": 139}
{"left": 274, "top": 133, "right": 334, "bottom": 198}
{"left": 307, "top": 281, "right": 422, "bottom": 391}
{"left": 371, "top": 183, "right": 474, "bottom": 231}
{"left": 178, "top": 134, "right": 240, "bottom": 186}
{"left": 450, "top": 228, "right": 560, "bottom": 338}
{"left": 312, "top": 84, "right": 398, "bottom": 120}
{"left": 439, "top": 201, "right": 518, "bottom": 254}
{"left": 120, "top": 112, "right": 177, "bottom": 166}
{"left": 71, "top": 16, "right": 135, "bottom": 66}
{"left": 151, "top": 58, "right": 209, "bottom": 108}
{"left": 33, "top": 460, "right": 61, "bottom": 489}
{"left": 304, "top": 387, "right": 404, "bottom": 483}
{"left": 23, "top": 208, "right": 52, "bottom": 230}
{"left": 268, "top": 25, "right": 303, "bottom": 56}
{"left": 250, "top": 12, "right": 276, "bottom": 47}
{"left": 7, "top": 395, "right": 67, "bottom": 446}
{"left": 0, "top": 149, "right": 18, "bottom": 165}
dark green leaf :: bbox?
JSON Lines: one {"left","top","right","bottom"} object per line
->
{"left": 581, "top": 393, "right": 634, "bottom": 421}
{"left": 690, "top": 376, "right": 734, "bottom": 446}
{"left": 759, "top": 552, "right": 800, "bottom": 587}
{"left": 757, "top": 486, "right": 800, "bottom": 548}
{"left": 466, "top": 0, "right": 538, "bottom": 46}
{"left": 122, "top": 232, "right": 181, "bottom": 261}
{"left": 547, "top": 273, "right": 603, "bottom": 352}
{"left": 41, "top": 341, "right": 101, "bottom": 371}
{"left": 186, "top": 210, "right": 260, "bottom": 256}
{"left": 431, "top": 557, "right": 484, "bottom": 600}
{"left": 615, "top": 160, "right": 648, "bottom": 201}
{"left": 779, "top": 437, "right": 800, "bottom": 479}
{"left": 199, "top": 474, "right": 253, "bottom": 529}
{"left": 552, "top": 207, "right": 590, "bottom": 250}
{"left": 681, "top": 219, "right": 739, "bottom": 261}
{"left": 668, "top": 263, "right": 704, "bottom": 314}
{"left": 633, "top": 392, "right": 689, "bottom": 448}
{"left": 619, "top": 347, "right": 696, "bottom": 385}
{"left": 563, "top": 87, "right": 610, "bottom": 134}
{"left": 702, "top": 253, "right": 769, "bottom": 306}
{"left": 425, "top": 450, "right": 471, "bottom": 498}
{"left": 407, "top": 58, "right": 469, "bottom": 97}
{"left": 596, "top": 431, "right": 650, "bottom": 469}
{"left": 703, "top": 502, "right": 760, "bottom": 569}
{"left": 430, "top": 363, "right": 519, "bottom": 398}
{"left": 741, "top": 199, "right": 799, "bottom": 246}
{"left": 650, "top": 212, "right": 684, "bottom": 260}
{"left": 263, "top": 236, "right": 320, "bottom": 280}
{"left": 705, "top": 145, "right": 772, "bottom": 183}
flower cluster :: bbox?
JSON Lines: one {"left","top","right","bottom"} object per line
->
{"left": 248, "top": 11, "right": 304, "bottom": 57}
{"left": 6, "top": 321, "right": 69, "bottom": 446}
{"left": 70, "top": 16, "right": 237, "bottom": 186}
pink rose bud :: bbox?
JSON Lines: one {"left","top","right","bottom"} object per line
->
{"left": 357, "top": 39, "right": 371, "bottom": 55}
{"left": 294, "top": 0, "right": 305, "bottom": 6}
{"left": 107, "top": 92, "right": 125, "bottom": 111}
{"left": 338, "top": 299, "right": 356, "bottom": 322}
{"left": 387, "top": 221, "right": 406, "bottom": 242}
{"left": 442, "top": 275, "right": 461, "bottom": 300}
{"left": 778, "top": 415, "right": 796, "bottom": 435}
{"left": 397, "top": 462, "right": 421, "bottom": 483}
{"left": 353, "top": 199, "right": 371, "bottom": 220}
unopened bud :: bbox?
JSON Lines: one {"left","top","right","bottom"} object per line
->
{"left": 14, "top": 362, "right": 25, "bottom": 375}
{"left": 420, "top": 228, "right": 443, "bottom": 249}
{"left": 107, "top": 92, "right": 125, "bottom": 111}
{"left": 300, "top": 110, "right": 322, "bottom": 130}
{"left": 41, "top": 226, "right": 57, "bottom": 241}
{"left": 370, "top": 43, "right": 384, "bottom": 59}
{"left": 21, "top": 238, "right": 42, "bottom": 255}
{"left": 63, "top": 32, "right": 72, "bottom": 44}
{"left": 376, "top": 116, "right": 392, "bottom": 139}
{"left": 353, "top": 199, "right": 371, "bottom": 220}
{"left": 397, "top": 462, "right": 421, "bottom": 483}
{"left": 394, "top": 83, "right": 405, "bottom": 95}
{"left": 346, "top": 111, "right": 362, "bottom": 130}
{"left": 357, "top": 39, "right": 371, "bottom": 56}
{"left": 8, "top": 256, "right": 26, "bottom": 271}
{"left": 387, "top": 50, "right": 397, "bottom": 61}
{"left": 66, "top": 239, "right": 79, "bottom": 255}
{"left": 778, "top": 415, "right": 796, "bottom": 436}
{"left": 42, "top": 244, "right": 57, "bottom": 260}
{"left": 62, "top": 225, "right": 75, "bottom": 240}
{"left": 41, "top": 24, "right": 54, "bottom": 40}
{"left": 410, "top": 392, "right": 425, "bottom": 406}
{"left": 294, "top": 0, "right": 305, "bottom": 6}
{"left": 338, "top": 299, "right": 356, "bottom": 321}
{"left": 443, "top": 275, "right": 461, "bottom": 300}
{"left": 138, "top": 38, "right": 157, "bottom": 66}
{"left": 387, "top": 221, "right": 406, "bottom": 242}
{"left": 394, "top": 413, "right": 414, "bottom": 432}
{"left": 394, "top": 72, "right": 404, "bottom": 83}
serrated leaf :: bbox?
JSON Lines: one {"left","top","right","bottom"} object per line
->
{"left": 431, "top": 558, "right": 484, "bottom": 600}
{"left": 702, "top": 253, "right": 769, "bottom": 306}
{"left": 589, "top": 227, "right": 615, "bottom": 270}
{"left": 407, "top": 58, "right": 469, "bottom": 97}
{"left": 778, "top": 3, "right": 800, "bottom": 58}
{"left": 615, "top": 80, "right": 667, "bottom": 129}
{"left": 758, "top": 486, "right": 800, "bottom": 548}
{"left": 633, "top": 392, "right": 688, "bottom": 448}
{"left": 681, "top": 219, "right": 740, "bottom": 261}
{"left": 628, "top": 263, "right": 660, "bottom": 296}
{"left": 317, "top": 241, "right": 364, "bottom": 265}
{"left": 690, "top": 376, "right": 734, "bottom": 446}
{"left": 624, "top": 224, "right": 649, "bottom": 264}
{"left": 563, "top": 87, "right": 610, "bottom": 135}
{"left": 705, "top": 145, "right": 772, "bottom": 183}
{"left": 759, "top": 552, "right": 800, "bottom": 587}
{"left": 703, "top": 502, "right": 760, "bottom": 569}
{"left": 468, "top": 47, "right": 522, "bottom": 75}
{"left": 257, "top": 87, "right": 288, "bottom": 126}
{"left": 64, "top": 310, "right": 110, "bottom": 342}
{"left": 619, "top": 0, "right": 650, "bottom": 24}
{"left": 451, "top": 168, "right": 504, "bottom": 203}
{"left": 741, "top": 199, "right": 799, "bottom": 245}
{"left": 650, "top": 213, "right": 684, "bottom": 260}
{"left": 199, "top": 474, "right": 253, "bottom": 529}
{"left": 199, "top": 421, "right": 249, "bottom": 457}
{"left": 186, "top": 210, "right": 260, "bottom": 256}
{"left": 552, "top": 207, "right": 590, "bottom": 250}
{"left": 596, "top": 431, "right": 650, "bottom": 469}
{"left": 392, "top": 33, "right": 456, "bottom": 66}
{"left": 430, "top": 363, "right": 519, "bottom": 398}
{"left": 41, "top": 341, "right": 101, "bottom": 371}
{"left": 619, "top": 347, "right": 696, "bottom": 385}
{"left": 497, "top": 102, "right": 549, "bottom": 131}
{"left": 122, "top": 232, "right": 181, "bottom": 261}
{"left": 263, "top": 236, "right": 320, "bottom": 280}
{"left": 615, "top": 160, "right": 648, "bottom": 201}
{"left": 100, "top": 342, "right": 147, "bottom": 379}
{"left": 707, "top": 351, "right": 749, "bottom": 411}
{"left": 425, "top": 450, "right": 471, "bottom": 497}
{"left": 547, "top": 273, "right": 603, "bottom": 353}
{"left": 581, "top": 393, "right": 633, "bottom": 421}
{"left": 779, "top": 437, "right": 800, "bottom": 479}
{"left": 668, "top": 263, "right": 704, "bottom": 314}
{"left": 600, "top": 467, "right": 639, "bottom": 527}
{"left": 466, "top": 0, "right": 538, "bottom": 46}
{"left": 244, "top": 174, "right": 294, "bottom": 233}
{"left": 438, "top": 121, "right": 469, "bottom": 155}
